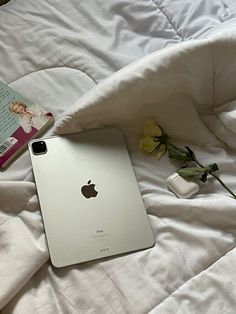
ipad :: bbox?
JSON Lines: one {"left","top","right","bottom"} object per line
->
{"left": 28, "top": 128, "right": 154, "bottom": 267}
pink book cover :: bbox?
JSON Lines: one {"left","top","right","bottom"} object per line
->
{"left": 0, "top": 81, "right": 54, "bottom": 168}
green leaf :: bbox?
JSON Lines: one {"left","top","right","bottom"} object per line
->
{"left": 168, "top": 146, "right": 191, "bottom": 162}
{"left": 177, "top": 167, "right": 208, "bottom": 178}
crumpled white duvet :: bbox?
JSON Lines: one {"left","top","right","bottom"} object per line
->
{"left": 1, "top": 32, "right": 236, "bottom": 313}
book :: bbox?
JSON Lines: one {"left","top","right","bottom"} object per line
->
{"left": 0, "top": 80, "right": 54, "bottom": 168}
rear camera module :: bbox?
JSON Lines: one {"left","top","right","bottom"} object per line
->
{"left": 32, "top": 141, "right": 47, "bottom": 155}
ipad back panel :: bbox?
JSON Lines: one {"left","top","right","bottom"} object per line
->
{"left": 29, "top": 129, "right": 154, "bottom": 267}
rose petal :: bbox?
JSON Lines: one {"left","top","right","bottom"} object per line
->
{"left": 153, "top": 143, "right": 167, "bottom": 160}
{"left": 143, "top": 118, "right": 162, "bottom": 137}
{"left": 139, "top": 136, "right": 159, "bottom": 153}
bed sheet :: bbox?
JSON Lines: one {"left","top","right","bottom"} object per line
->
{"left": 1, "top": 33, "right": 236, "bottom": 313}
{"left": 0, "top": 0, "right": 236, "bottom": 183}
{"left": 0, "top": 0, "right": 236, "bottom": 84}
{"left": 1, "top": 0, "right": 236, "bottom": 313}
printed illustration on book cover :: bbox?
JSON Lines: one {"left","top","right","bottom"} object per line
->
{"left": 0, "top": 81, "right": 53, "bottom": 167}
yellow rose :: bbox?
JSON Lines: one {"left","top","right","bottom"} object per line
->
{"left": 139, "top": 118, "right": 167, "bottom": 159}
{"left": 155, "top": 143, "right": 167, "bottom": 159}
{"left": 143, "top": 118, "right": 162, "bottom": 137}
{"left": 139, "top": 136, "right": 159, "bottom": 153}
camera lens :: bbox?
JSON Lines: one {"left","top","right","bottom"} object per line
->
{"left": 32, "top": 141, "right": 47, "bottom": 155}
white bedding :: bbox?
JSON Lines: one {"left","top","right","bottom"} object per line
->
{"left": 1, "top": 0, "right": 236, "bottom": 313}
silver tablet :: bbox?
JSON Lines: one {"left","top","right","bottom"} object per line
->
{"left": 28, "top": 128, "right": 154, "bottom": 267}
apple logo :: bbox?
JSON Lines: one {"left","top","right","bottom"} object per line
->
{"left": 81, "top": 180, "right": 98, "bottom": 199}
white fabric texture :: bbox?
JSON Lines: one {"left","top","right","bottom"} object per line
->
{"left": 0, "top": 0, "right": 236, "bottom": 85}
{"left": 1, "top": 0, "right": 236, "bottom": 313}
{"left": 1, "top": 33, "right": 236, "bottom": 313}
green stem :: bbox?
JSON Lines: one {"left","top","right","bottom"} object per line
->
{"left": 209, "top": 172, "right": 236, "bottom": 199}
{"left": 167, "top": 141, "right": 236, "bottom": 199}
{"left": 194, "top": 158, "right": 236, "bottom": 199}
{"left": 194, "top": 159, "right": 205, "bottom": 168}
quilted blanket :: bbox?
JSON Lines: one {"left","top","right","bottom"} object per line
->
{"left": 1, "top": 31, "right": 236, "bottom": 313}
